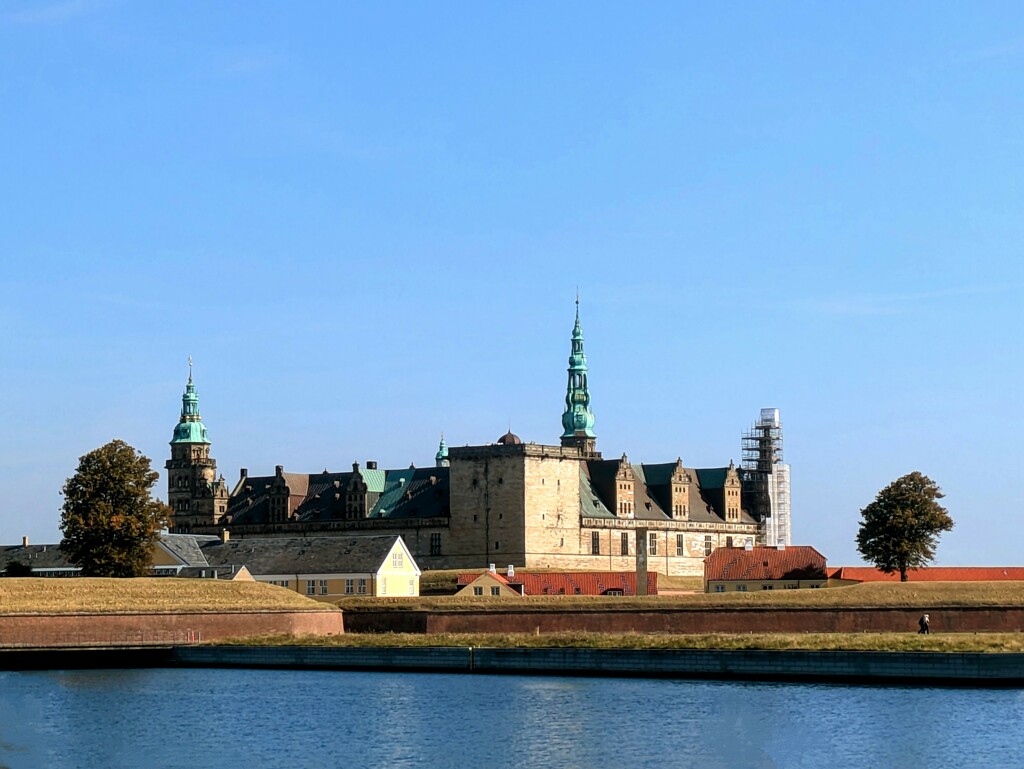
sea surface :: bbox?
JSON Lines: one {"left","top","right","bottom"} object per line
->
{"left": 1, "top": 668, "right": 1022, "bottom": 769}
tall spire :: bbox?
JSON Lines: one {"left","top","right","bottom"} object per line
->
{"left": 171, "top": 359, "right": 210, "bottom": 444}
{"left": 561, "top": 297, "right": 596, "bottom": 453}
{"left": 435, "top": 432, "right": 449, "bottom": 468}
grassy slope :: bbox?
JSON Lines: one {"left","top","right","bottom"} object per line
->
{"left": 342, "top": 581, "right": 1024, "bottom": 612}
{"left": 0, "top": 578, "right": 337, "bottom": 614}
{"left": 220, "top": 631, "right": 1024, "bottom": 653}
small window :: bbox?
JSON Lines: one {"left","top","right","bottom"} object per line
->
{"left": 381, "top": 578, "right": 387, "bottom": 596}
{"left": 648, "top": 532, "right": 657, "bottom": 556}
{"left": 704, "top": 535, "right": 713, "bottom": 557}
{"left": 490, "top": 586, "right": 501, "bottom": 596}
{"left": 762, "top": 585, "right": 774, "bottom": 591}
{"left": 676, "top": 534, "right": 685, "bottom": 557}
{"left": 357, "top": 578, "right": 367, "bottom": 594}
{"left": 591, "top": 531, "right": 600, "bottom": 555}
{"left": 319, "top": 579, "right": 328, "bottom": 595}
{"left": 714, "top": 585, "right": 725, "bottom": 593}
{"left": 392, "top": 551, "right": 403, "bottom": 569}
{"left": 473, "top": 586, "right": 483, "bottom": 596}
{"left": 620, "top": 532, "right": 629, "bottom": 556}
{"left": 430, "top": 532, "right": 442, "bottom": 556}
{"left": 306, "top": 580, "right": 316, "bottom": 596}
{"left": 345, "top": 579, "right": 354, "bottom": 595}
{"left": 737, "top": 584, "right": 747, "bottom": 592}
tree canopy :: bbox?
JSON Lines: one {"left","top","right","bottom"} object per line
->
{"left": 855, "top": 471, "right": 954, "bottom": 582}
{"left": 59, "top": 440, "right": 171, "bottom": 577}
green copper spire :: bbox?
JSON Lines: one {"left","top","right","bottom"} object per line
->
{"left": 561, "top": 297, "right": 596, "bottom": 445}
{"left": 435, "top": 433, "right": 449, "bottom": 467}
{"left": 171, "top": 357, "right": 211, "bottom": 444}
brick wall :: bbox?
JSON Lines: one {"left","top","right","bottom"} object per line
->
{"left": 0, "top": 610, "right": 343, "bottom": 647}
{"left": 343, "top": 606, "right": 1024, "bottom": 634}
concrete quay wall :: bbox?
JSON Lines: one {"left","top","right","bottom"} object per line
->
{"left": 0, "top": 610, "right": 343, "bottom": 648}
{"left": 343, "top": 606, "right": 1024, "bottom": 635}
{"left": 175, "top": 646, "right": 1024, "bottom": 685}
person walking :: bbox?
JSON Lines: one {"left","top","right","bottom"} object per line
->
{"left": 918, "top": 614, "right": 930, "bottom": 634}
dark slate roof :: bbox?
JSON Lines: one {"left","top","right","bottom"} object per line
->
{"left": 579, "top": 465, "right": 614, "bottom": 518}
{"left": 628, "top": 464, "right": 669, "bottom": 520}
{"left": 159, "top": 533, "right": 219, "bottom": 566}
{"left": 198, "top": 535, "right": 414, "bottom": 576}
{"left": 0, "top": 543, "right": 76, "bottom": 572}
{"left": 226, "top": 467, "right": 450, "bottom": 526}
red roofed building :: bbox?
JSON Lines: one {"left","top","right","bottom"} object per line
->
{"left": 829, "top": 566, "right": 1024, "bottom": 584}
{"left": 456, "top": 569, "right": 658, "bottom": 597}
{"left": 704, "top": 545, "right": 827, "bottom": 593}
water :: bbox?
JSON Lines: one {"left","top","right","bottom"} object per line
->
{"left": 1, "top": 669, "right": 1022, "bottom": 769}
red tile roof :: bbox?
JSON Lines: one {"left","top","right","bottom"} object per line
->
{"left": 829, "top": 566, "right": 1024, "bottom": 582}
{"left": 457, "top": 571, "right": 658, "bottom": 596}
{"left": 704, "top": 546, "right": 827, "bottom": 582}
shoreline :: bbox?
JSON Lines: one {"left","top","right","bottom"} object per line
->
{"left": 2, "top": 645, "right": 1023, "bottom": 687}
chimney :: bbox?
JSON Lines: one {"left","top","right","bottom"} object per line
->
{"left": 507, "top": 564, "right": 515, "bottom": 579}
{"left": 275, "top": 465, "right": 284, "bottom": 477}
{"left": 744, "top": 540, "right": 753, "bottom": 551}
{"left": 240, "top": 468, "right": 248, "bottom": 481}
{"left": 21, "top": 536, "right": 28, "bottom": 548}
{"left": 489, "top": 563, "right": 496, "bottom": 573}
{"left": 221, "top": 529, "right": 230, "bottom": 543}
{"left": 366, "top": 460, "right": 377, "bottom": 470}
{"left": 776, "top": 543, "right": 786, "bottom": 550}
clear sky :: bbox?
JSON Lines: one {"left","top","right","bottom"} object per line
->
{"left": 2, "top": 2, "right": 1021, "bottom": 566}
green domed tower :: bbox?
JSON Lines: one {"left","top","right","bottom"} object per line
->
{"left": 165, "top": 359, "right": 229, "bottom": 532}
{"left": 560, "top": 298, "right": 597, "bottom": 455}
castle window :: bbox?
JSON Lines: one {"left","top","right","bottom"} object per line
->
{"left": 430, "top": 533, "right": 442, "bottom": 556}
{"left": 591, "top": 531, "right": 600, "bottom": 555}
{"left": 704, "top": 535, "right": 713, "bottom": 556}
{"left": 620, "top": 533, "right": 629, "bottom": 556}
{"left": 648, "top": 532, "right": 657, "bottom": 556}
{"left": 676, "top": 534, "right": 685, "bottom": 556}
{"left": 494, "top": 541, "right": 499, "bottom": 550}
{"left": 726, "top": 536, "right": 734, "bottom": 547}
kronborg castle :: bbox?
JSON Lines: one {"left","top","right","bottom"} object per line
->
{"left": 167, "top": 304, "right": 791, "bottom": 576}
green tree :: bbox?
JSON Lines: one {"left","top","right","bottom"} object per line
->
{"left": 855, "top": 471, "right": 954, "bottom": 582}
{"left": 59, "top": 440, "right": 171, "bottom": 577}
{"left": 2, "top": 561, "right": 33, "bottom": 577}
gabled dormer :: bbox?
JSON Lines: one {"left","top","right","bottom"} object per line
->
{"left": 725, "top": 460, "right": 741, "bottom": 522}
{"left": 669, "top": 457, "right": 691, "bottom": 519}
{"left": 614, "top": 454, "right": 635, "bottom": 518}
{"left": 268, "top": 465, "right": 293, "bottom": 523}
{"left": 346, "top": 462, "right": 370, "bottom": 519}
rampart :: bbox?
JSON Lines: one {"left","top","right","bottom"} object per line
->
{"left": 0, "top": 610, "right": 343, "bottom": 647}
{"left": 342, "top": 606, "right": 1024, "bottom": 634}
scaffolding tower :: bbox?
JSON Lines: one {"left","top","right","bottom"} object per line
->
{"left": 741, "top": 408, "right": 791, "bottom": 546}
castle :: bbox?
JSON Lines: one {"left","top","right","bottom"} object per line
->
{"left": 167, "top": 304, "right": 791, "bottom": 575}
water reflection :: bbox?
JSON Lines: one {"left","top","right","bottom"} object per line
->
{"left": 0, "top": 670, "right": 1022, "bottom": 769}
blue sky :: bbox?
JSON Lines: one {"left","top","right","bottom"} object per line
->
{"left": 1, "top": 2, "right": 1021, "bottom": 565}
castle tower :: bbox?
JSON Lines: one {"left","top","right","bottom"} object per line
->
{"left": 435, "top": 434, "right": 449, "bottom": 468}
{"left": 166, "top": 359, "right": 229, "bottom": 532}
{"left": 560, "top": 297, "right": 597, "bottom": 455}
{"left": 741, "top": 407, "right": 791, "bottom": 546}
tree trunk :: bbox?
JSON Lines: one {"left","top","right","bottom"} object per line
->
{"left": 900, "top": 567, "right": 908, "bottom": 582}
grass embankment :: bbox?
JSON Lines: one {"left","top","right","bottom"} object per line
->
{"left": 340, "top": 581, "right": 1024, "bottom": 612}
{"left": 0, "top": 578, "right": 336, "bottom": 614}
{"left": 217, "top": 631, "right": 1024, "bottom": 654}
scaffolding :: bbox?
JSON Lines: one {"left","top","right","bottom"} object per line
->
{"left": 741, "top": 408, "right": 791, "bottom": 546}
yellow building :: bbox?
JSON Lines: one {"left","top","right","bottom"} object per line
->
{"left": 703, "top": 545, "right": 826, "bottom": 593}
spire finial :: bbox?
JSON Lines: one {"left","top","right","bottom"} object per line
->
{"left": 188, "top": 355, "right": 193, "bottom": 383}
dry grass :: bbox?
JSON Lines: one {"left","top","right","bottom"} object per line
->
{"left": 0, "top": 578, "right": 337, "bottom": 615}
{"left": 341, "top": 580, "right": 1024, "bottom": 612}
{"left": 218, "top": 630, "right": 1024, "bottom": 653}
